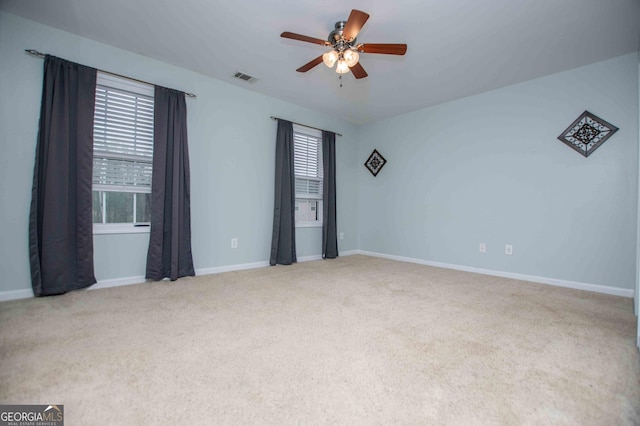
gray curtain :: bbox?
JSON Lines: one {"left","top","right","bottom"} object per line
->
{"left": 145, "top": 86, "right": 195, "bottom": 281}
{"left": 28, "top": 55, "right": 97, "bottom": 296}
{"left": 322, "top": 131, "right": 338, "bottom": 259}
{"left": 270, "top": 119, "right": 297, "bottom": 265}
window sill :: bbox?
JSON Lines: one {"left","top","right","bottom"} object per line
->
{"left": 93, "top": 224, "right": 151, "bottom": 235}
{"left": 296, "top": 222, "right": 323, "bottom": 228}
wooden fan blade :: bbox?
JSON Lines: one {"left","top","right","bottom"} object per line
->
{"left": 343, "top": 9, "right": 370, "bottom": 42}
{"left": 296, "top": 55, "right": 324, "bottom": 73}
{"left": 349, "top": 62, "right": 368, "bottom": 79}
{"left": 281, "top": 31, "right": 329, "bottom": 46}
{"left": 358, "top": 43, "right": 407, "bottom": 55}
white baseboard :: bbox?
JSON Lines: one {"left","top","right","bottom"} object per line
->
{"left": 196, "top": 260, "right": 271, "bottom": 276}
{"left": 0, "top": 279, "right": 151, "bottom": 301}
{"left": 197, "top": 252, "right": 356, "bottom": 273}
{"left": 298, "top": 251, "right": 358, "bottom": 261}
{"left": 5, "top": 249, "right": 628, "bottom": 301}
{"left": 0, "top": 254, "right": 359, "bottom": 302}
{"left": 0, "top": 275, "right": 149, "bottom": 301}
{"left": 297, "top": 255, "right": 323, "bottom": 263}
{"left": 0, "top": 288, "right": 34, "bottom": 302}
{"left": 356, "top": 250, "right": 635, "bottom": 298}
{"left": 91, "top": 276, "right": 147, "bottom": 290}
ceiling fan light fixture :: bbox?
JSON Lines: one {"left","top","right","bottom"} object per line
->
{"left": 343, "top": 49, "right": 359, "bottom": 67}
{"left": 281, "top": 9, "right": 407, "bottom": 79}
{"left": 335, "top": 59, "right": 350, "bottom": 74}
{"left": 322, "top": 50, "right": 338, "bottom": 68}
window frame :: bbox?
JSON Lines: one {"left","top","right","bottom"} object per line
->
{"left": 293, "top": 124, "right": 323, "bottom": 228}
{"left": 92, "top": 72, "right": 155, "bottom": 235}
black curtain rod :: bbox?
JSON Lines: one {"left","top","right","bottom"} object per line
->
{"left": 270, "top": 116, "right": 342, "bottom": 137}
{"left": 25, "top": 49, "right": 197, "bottom": 98}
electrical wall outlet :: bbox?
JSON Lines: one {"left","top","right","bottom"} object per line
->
{"left": 231, "top": 238, "right": 238, "bottom": 249}
{"left": 479, "top": 243, "right": 486, "bottom": 253}
{"left": 505, "top": 244, "right": 513, "bottom": 255}
{"left": 339, "top": 232, "right": 344, "bottom": 240}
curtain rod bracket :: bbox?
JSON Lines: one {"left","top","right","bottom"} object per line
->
{"left": 25, "top": 49, "right": 45, "bottom": 58}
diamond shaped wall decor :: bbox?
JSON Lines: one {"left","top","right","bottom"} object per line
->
{"left": 365, "top": 149, "right": 387, "bottom": 177}
{"left": 557, "top": 111, "right": 618, "bottom": 158}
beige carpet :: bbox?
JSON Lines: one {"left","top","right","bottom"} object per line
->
{"left": 0, "top": 255, "right": 638, "bottom": 425}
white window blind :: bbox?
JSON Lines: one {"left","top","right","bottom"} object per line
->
{"left": 293, "top": 124, "right": 323, "bottom": 200}
{"left": 92, "top": 72, "right": 154, "bottom": 192}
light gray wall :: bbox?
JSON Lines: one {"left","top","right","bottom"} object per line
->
{"left": 358, "top": 53, "right": 639, "bottom": 290}
{"left": 0, "top": 11, "right": 360, "bottom": 293}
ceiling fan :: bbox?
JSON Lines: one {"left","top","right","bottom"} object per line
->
{"left": 281, "top": 9, "right": 407, "bottom": 79}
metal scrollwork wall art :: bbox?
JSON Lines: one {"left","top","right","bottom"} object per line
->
{"left": 365, "top": 149, "right": 387, "bottom": 177}
{"left": 557, "top": 111, "right": 618, "bottom": 158}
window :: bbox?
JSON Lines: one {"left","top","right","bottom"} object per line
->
{"left": 92, "top": 72, "right": 155, "bottom": 234}
{"left": 293, "top": 124, "right": 323, "bottom": 227}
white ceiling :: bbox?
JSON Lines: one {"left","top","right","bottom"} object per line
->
{"left": 2, "top": 0, "right": 639, "bottom": 124}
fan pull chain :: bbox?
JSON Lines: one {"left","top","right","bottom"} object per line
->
{"left": 339, "top": 75, "right": 342, "bottom": 88}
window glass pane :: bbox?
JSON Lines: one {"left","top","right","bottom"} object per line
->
{"left": 295, "top": 200, "right": 308, "bottom": 222}
{"left": 295, "top": 199, "right": 320, "bottom": 222}
{"left": 92, "top": 191, "right": 103, "bottom": 224}
{"left": 136, "top": 193, "right": 151, "bottom": 223}
{"left": 105, "top": 192, "right": 133, "bottom": 223}
{"left": 308, "top": 179, "right": 321, "bottom": 195}
{"left": 93, "top": 157, "right": 152, "bottom": 188}
{"left": 295, "top": 178, "right": 308, "bottom": 195}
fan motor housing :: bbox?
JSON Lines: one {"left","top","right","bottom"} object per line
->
{"left": 328, "top": 21, "right": 356, "bottom": 47}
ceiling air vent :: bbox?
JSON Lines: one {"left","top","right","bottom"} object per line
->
{"left": 233, "top": 72, "right": 258, "bottom": 83}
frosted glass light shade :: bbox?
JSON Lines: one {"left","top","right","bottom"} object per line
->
{"left": 336, "top": 59, "right": 350, "bottom": 74}
{"left": 322, "top": 50, "right": 338, "bottom": 68}
{"left": 343, "top": 50, "right": 359, "bottom": 67}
